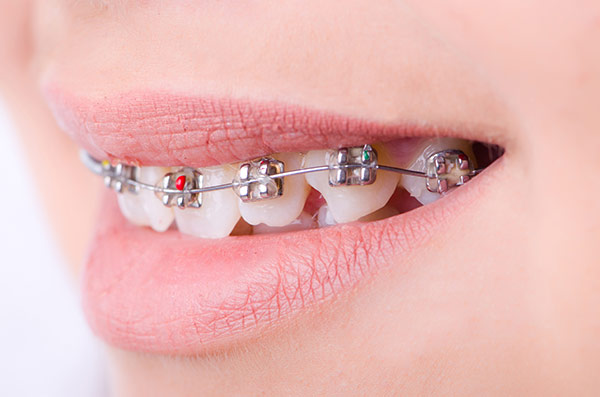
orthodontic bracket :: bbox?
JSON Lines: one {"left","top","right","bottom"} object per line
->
{"left": 233, "top": 158, "right": 285, "bottom": 202}
{"left": 158, "top": 168, "right": 204, "bottom": 208}
{"left": 425, "top": 149, "right": 474, "bottom": 194}
{"left": 328, "top": 144, "right": 378, "bottom": 186}
{"left": 101, "top": 160, "right": 139, "bottom": 194}
{"left": 81, "top": 145, "right": 484, "bottom": 209}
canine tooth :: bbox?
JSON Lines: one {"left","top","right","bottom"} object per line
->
{"left": 305, "top": 145, "right": 400, "bottom": 224}
{"left": 174, "top": 165, "right": 240, "bottom": 239}
{"left": 401, "top": 138, "right": 476, "bottom": 205}
{"left": 252, "top": 211, "right": 316, "bottom": 234}
{"left": 238, "top": 153, "right": 311, "bottom": 227}
{"left": 117, "top": 167, "right": 174, "bottom": 232}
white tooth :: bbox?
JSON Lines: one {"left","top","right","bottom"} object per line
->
{"left": 305, "top": 145, "right": 400, "bottom": 224}
{"left": 174, "top": 165, "right": 240, "bottom": 239}
{"left": 117, "top": 167, "right": 174, "bottom": 232}
{"left": 401, "top": 138, "right": 476, "bottom": 205}
{"left": 239, "top": 152, "right": 311, "bottom": 227}
{"left": 316, "top": 205, "right": 337, "bottom": 228}
{"left": 252, "top": 211, "right": 316, "bottom": 234}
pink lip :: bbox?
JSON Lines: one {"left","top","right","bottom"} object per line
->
{"left": 44, "top": 88, "right": 485, "bottom": 168}
{"left": 46, "top": 88, "right": 491, "bottom": 354}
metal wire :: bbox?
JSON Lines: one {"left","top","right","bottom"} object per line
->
{"left": 81, "top": 150, "right": 481, "bottom": 195}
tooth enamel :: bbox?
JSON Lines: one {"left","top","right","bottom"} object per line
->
{"left": 238, "top": 153, "right": 311, "bottom": 227}
{"left": 117, "top": 167, "right": 174, "bottom": 232}
{"left": 174, "top": 165, "right": 241, "bottom": 239}
{"left": 316, "top": 205, "right": 337, "bottom": 228}
{"left": 252, "top": 211, "right": 316, "bottom": 234}
{"left": 305, "top": 145, "right": 400, "bottom": 224}
{"left": 401, "top": 138, "right": 476, "bottom": 205}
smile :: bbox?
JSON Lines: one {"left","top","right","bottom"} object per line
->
{"left": 47, "top": 91, "right": 504, "bottom": 354}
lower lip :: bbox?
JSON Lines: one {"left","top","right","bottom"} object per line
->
{"left": 81, "top": 170, "right": 485, "bottom": 356}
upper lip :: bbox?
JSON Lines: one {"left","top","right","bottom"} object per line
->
{"left": 44, "top": 87, "right": 501, "bottom": 168}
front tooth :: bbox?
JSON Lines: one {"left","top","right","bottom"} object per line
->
{"left": 401, "top": 138, "right": 476, "bottom": 205}
{"left": 305, "top": 145, "right": 400, "bottom": 224}
{"left": 238, "top": 152, "right": 311, "bottom": 227}
{"left": 117, "top": 167, "right": 174, "bottom": 232}
{"left": 174, "top": 165, "right": 241, "bottom": 239}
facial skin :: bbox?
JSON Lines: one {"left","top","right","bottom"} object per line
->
{"left": 1, "top": 0, "right": 599, "bottom": 395}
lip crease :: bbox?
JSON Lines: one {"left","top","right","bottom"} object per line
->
{"left": 46, "top": 87, "right": 495, "bottom": 354}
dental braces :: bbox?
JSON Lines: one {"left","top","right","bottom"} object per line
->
{"left": 81, "top": 145, "right": 483, "bottom": 209}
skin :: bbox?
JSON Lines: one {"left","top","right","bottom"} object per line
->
{"left": 1, "top": 0, "right": 599, "bottom": 395}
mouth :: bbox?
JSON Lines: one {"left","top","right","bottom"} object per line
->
{"left": 47, "top": 89, "right": 504, "bottom": 355}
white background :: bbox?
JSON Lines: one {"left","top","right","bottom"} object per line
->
{"left": 0, "top": 100, "right": 107, "bottom": 396}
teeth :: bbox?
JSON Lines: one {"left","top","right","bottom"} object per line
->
{"left": 252, "top": 211, "right": 316, "bottom": 234}
{"left": 238, "top": 153, "right": 311, "bottom": 227}
{"left": 117, "top": 167, "right": 174, "bottom": 232}
{"left": 305, "top": 144, "right": 401, "bottom": 224}
{"left": 111, "top": 140, "right": 478, "bottom": 236}
{"left": 174, "top": 165, "right": 241, "bottom": 239}
{"left": 401, "top": 138, "right": 476, "bottom": 205}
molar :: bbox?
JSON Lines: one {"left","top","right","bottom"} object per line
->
{"left": 400, "top": 138, "right": 476, "bottom": 205}
{"left": 174, "top": 165, "right": 241, "bottom": 239}
{"left": 238, "top": 153, "right": 311, "bottom": 227}
{"left": 305, "top": 144, "right": 400, "bottom": 224}
{"left": 117, "top": 166, "right": 174, "bottom": 232}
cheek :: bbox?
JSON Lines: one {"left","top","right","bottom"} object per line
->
{"left": 400, "top": 1, "right": 599, "bottom": 97}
